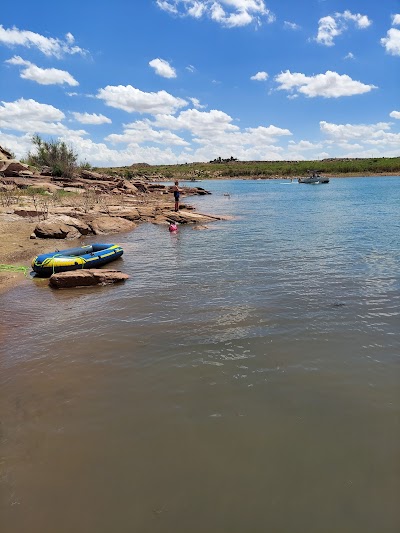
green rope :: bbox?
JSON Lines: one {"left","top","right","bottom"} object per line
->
{"left": 0, "top": 264, "right": 30, "bottom": 278}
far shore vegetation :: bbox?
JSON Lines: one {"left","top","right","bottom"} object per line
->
{"left": 4, "top": 137, "right": 400, "bottom": 181}
{"left": 95, "top": 156, "right": 400, "bottom": 180}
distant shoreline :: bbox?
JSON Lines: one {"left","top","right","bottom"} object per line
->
{"left": 156, "top": 172, "right": 400, "bottom": 182}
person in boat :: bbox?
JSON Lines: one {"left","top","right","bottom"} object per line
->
{"left": 172, "top": 180, "right": 181, "bottom": 212}
{"left": 169, "top": 222, "right": 178, "bottom": 232}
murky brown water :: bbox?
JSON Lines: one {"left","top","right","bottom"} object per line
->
{"left": 1, "top": 179, "right": 399, "bottom": 532}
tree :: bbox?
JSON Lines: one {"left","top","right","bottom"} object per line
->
{"left": 26, "top": 134, "right": 79, "bottom": 179}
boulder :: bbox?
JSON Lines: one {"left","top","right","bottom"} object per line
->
{"left": 49, "top": 269, "right": 129, "bottom": 289}
{"left": 14, "top": 209, "right": 46, "bottom": 218}
{"left": 122, "top": 180, "right": 139, "bottom": 193}
{"left": 40, "top": 166, "right": 53, "bottom": 176}
{"left": 0, "top": 145, "right": 14, "bottom": 161}
{"left": 192, "top": 225, "right": 209, "bottom": 230}
{"left": 34, "top": 215, "right": 92, "bottom": 239}
{"left": 107, "top": 207, "right": 141, "bottom": 221}
{"left": 0, "top": 159, "right": 31, "bottom": 176}
{"left": 132, "top": 182, "right": 148, "bottom": 193}
{"left": 89, "top": 215, "right": 136, "bottom": 235}
{"left": 137, "top": 206, "right": 156, "bottom": 219}
{"left": 80, "top": 169, "right": 114, "bottom": 181}
{"left": 167, "top": 211, "right": 221, "bottom": 225}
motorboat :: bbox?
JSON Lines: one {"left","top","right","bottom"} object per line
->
{"left": 298, "top": 171, "right": 329, "bottom": 184}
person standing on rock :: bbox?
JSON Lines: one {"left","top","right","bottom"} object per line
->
{"left": 172, "top": 180, "right": 181, "bottom": 212}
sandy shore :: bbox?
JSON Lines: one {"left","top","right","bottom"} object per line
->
{"left": 0, "top": 211, "right": 81, "bottom": 295}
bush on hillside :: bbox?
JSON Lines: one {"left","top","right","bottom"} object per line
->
{"left": 26, "top": 134, "right": 79, "bottom": 179}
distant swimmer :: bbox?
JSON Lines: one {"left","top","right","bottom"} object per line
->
{"left": 169, "top": 222, "right": 178, "bottom": 232}
{"left": 223, "top": 193, "right": 231, "bottom": 198}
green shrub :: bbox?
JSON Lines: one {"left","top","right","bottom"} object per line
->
{"left": 26, "top": 134, "right": 78, "bottom": 179}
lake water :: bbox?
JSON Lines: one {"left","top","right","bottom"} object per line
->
{"left": 1, "top": 177, "right": 400, "bottom": 533}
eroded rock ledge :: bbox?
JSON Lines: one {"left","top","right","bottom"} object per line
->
{"left": 49, "top": 269, "right": 130, "bottom": 289}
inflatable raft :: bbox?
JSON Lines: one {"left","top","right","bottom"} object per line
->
{"left": 32, "top": 243, "right": 123, "bottom": 277}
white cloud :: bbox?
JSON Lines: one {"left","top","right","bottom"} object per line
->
{"left": 72, "top": 112, "right": 112, "bottom": 125}
{"left": 0, "top": 97, "right": 87, "bottom": 137}
{"left": 381, "top": 28, "right": 400, "bottom": 56}
{"left": 156, "top": 1, "right": 178, "bottom": 15}
{"left": 389, "top": 111, "right": 400, "bottom": 119}
{"left": 284, "top": 21, "right": 300, "bottom": 30}
{"left": 320, "top": 120, "right": 400, "bottom": 147}
{"left": 96, "top": 85, "right": 187, "bottom": 115}
{"left": 344, "top": 52, "right": 355, "bottom": 60}
{"left": 152, "top": 108, "right": 239, "bottom": 136}
{"left": 342, "top": 10, "right": 371, "bottom": 29}
{"left": 275, "top": 70, "right": 377, "bottom": 98}
{"left": 0, "top": 97, "right": 64, "bottom": 129}
{"left": 0, "top": 25, "right": 86, "bottom": 58}
{"left": 316, "top": 10, "right": 372, "bottom": 46}
{"left": 189, "top": 97, "right": 206, "bottom": 109}
{"left": 106, "top": 120, "right": 189, "bottom": 146}
{"left": 156, "top": 0, "right": 275, "bottom": 28}
{"left": 149, "top": 58, "right": 177, "bottom": 78}
{"left": 150, "top": 109, "right": 292, "bottom": 159}
{"left": 286, "top": 140, "right": 324, "bottom": 160}
{"left": 97, "top": 106, "right": 292, "bottom": 163}
{"left": 6, "top": 56, "right": 79, "bottom": 86}
{"left": 251, "top": 71, "right": 268, "bottom": 81}
{"left": 186, "top": 64, "right": 196, "bottom": 72}
{"left": 0, "top": 130, "right": 33, "bottom": 159}
{"left": 288, "top": 140, "right": 323, "bottom": 150}
{"left": 393, "top": 14, "right": 400, "bottom": 26}
{"left": 316, "top": 120, "right": 400, "bottom": 158}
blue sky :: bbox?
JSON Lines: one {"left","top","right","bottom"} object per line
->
{"left": 1, "top": 0, "right": 399, "bottom": 166}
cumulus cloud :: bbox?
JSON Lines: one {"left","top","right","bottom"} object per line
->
{"left": 0, "top": 25, "right": 86, "bottom": 57}
{"left": 156, "top": 0, "right": 275, "bottom": 28}
{"left": 316, "top": 120, "right": 400, "bottom": 158}
{"left": 275, "top": 70, "right": 377, "bottom": 98}
{"left": 320, "top": 120, "right": 400, "bottom": 145}
{"left": 152, "top": 108, "right": 239, "bottom": 135}
{"left": 6, "top": 56, "right": 79, "bottom": 86}
{"left": 250, "top": 71, "right": 268, "bottom": 81}
{"left": 149, "top": 58, "right": 177, "bottom": 78}
{"left": 316, "top": 10, "right": 372, "bottom": 46}
{"left": 106, "top": 120, "right": 189, "bottom": 146}
{"left": 98, "top": 106, "right": 292, "bottom": 163}
{"left": 389, "top": 110, "right": 400, "bottom": 119}
{"left": 96, "top": 85, "right": 187, "bottom": 115}
{"left": 381, "top": 16, "right": 400, "bottom": 56}
{"left": 0, "top": 97, "right": 86, "bottom": 136}
{"left": 72, "top": 112, "right": 112, "bottom": 125}
{"left": 0, "top": 130, "right": 33, "bottom": 159}
{"left": 149, "top": 109, "right": 292, "bottom": 158}
{"left": 189, "top": 97, "right": 206, "bottom": 109}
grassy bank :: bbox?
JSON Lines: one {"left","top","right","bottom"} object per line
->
{"left": 95, "top": 157, "right": 400, "bottom": 181}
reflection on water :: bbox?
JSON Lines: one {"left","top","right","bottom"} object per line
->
{"left": 1, "top": 178, "right": 400, "bottom": 533}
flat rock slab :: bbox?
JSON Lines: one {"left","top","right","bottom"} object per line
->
{"left": 49, "top": 269, "right": 129, "bottom": 289}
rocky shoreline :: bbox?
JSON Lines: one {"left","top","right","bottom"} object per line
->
{"left": 0, "top": 153, "right": 227, "bottom": 295}
{"left": 1, "top": 147, "right": 398, "bottom": 294}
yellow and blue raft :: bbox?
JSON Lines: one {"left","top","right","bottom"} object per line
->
{"left": 32, "top": 243, "right": 123, "bottom": 277}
